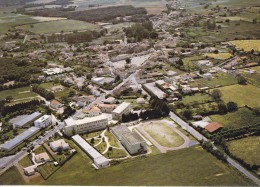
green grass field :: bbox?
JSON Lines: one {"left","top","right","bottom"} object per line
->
{"left": 210, "top": 107, "right": 260, "bottom": 129}
{"left": 182, "top": 93, "right": 213, "bottom": 105}
{"left": 0, "top": 86, "right": 38, "bottom": 101}
{"left": 143, "top": 122, "right": 185, "bottom": 148}
{"left": 18, "top": 156, "right": 33, "bottom": 168}
{"left": 17, "top": 20, "right": 100, "bottom": 34}
{"left": 191, "top": 73, "right": 238, "bottom": 88}
{"left": 0, "top": 166, "right": 25, "bottom": 185}
{"left": 104, "top": 148, "right": 127, "bottom": 159}
{"left": 218, "top": 84, "right": 260, "bottom": 107}
{"left": 105, "top": 131, "right": 119, "bottom": 147}
{"left": 36, "top": 146, "right": 253, "bottom": 185}
{"left": 227, "top": 136, "right": 260, "bottom": 166}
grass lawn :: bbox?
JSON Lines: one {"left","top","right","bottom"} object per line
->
{"left": 105, "top": 131, "right": 119, "bottom": 147}
{"left": 0, "top": 166, "right": 25, "bottom": 185}
{"left": 18, "top": 156, "right": 33, "bottom": 167}
{"left": 17, "top": 20, "right": 100, "bottom": 34}
{"left": 95, "top": 141, "right": 107, "bottom": 154}
{"left": 0, "top": 87, "right": 38, "bottom": 101}
{"left": 39, "top": 82, "right": 61, "bottom": 90}
{"left": 82, "top": 130, "right": 102, "bottom": 140}
{"left": 104, "top": 148, "right": 127, "bottom": 159}
{"left": 227, "top": 136, "right": 260, "bottom": 166}
{"left": 210, "top": 108, "right": 260, "bottom": 129}
{"left": 242, "top": 71, "right": 260, "bottom": 87}
{"left": 182, "top": 93, "right": 213, "bottom": 105}
{"left": 34, "top": 146, "right": 46, "bottom": 154}
{"left": 203, "top": 53, "right": 233, "bottom": 60}
{"left": 143, "top": 122, "right": 184, "bottom": 148}
{"left": 38, "top": 162, "right": 58, "bottom": 179}
{"left": 37, "top": 146, "right": 253, "bottom": 186}
{"left": 218, "top": 84, "right": 260, "bottom": 107}
{"left": 190, "top": 73, "right": 238, "bottom": 88}
{"left": 229, "top": 40, "right": 260, "bottom": 52}
{"left": 182, "top": 55, "right": 204, "bottom": 71}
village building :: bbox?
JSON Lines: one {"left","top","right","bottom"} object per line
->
{"left": 64, "top": 114, "right": 108, "bottom": 136}
{"left": 98, "top": 104, "right": 117, "bottom": 113}
{"left": 35, "top": 152, "right": 50, "bottom": 163}
{"left": 34, "top": 115, "right": 52, "bottom": 129}
{"left": 50, "top": 100, "right": 63, "bottom": 109}
{"left": 112, "top": 102, "right": 131, "bottom": 120}
{"left": 82, "top": 106, "right": 102, "bottom": 117}
{"left": 50, "top": 139, "right": 70, "bottom": 152}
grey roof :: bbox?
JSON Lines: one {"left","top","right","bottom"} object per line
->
{"left": 111, "top": 125, "right": 130, "bottom": 140}
{"left": 72, "top": 135, "right": 109, "bottom": 164}
{"left": 14, "top": 112, "right": 42, "bottom": 127}
{"left": 1, "top": 127, "right": 40, "bottom": 151}
{"left": 112, "top": 102, "right": 130, "bottom": 114}
{"left": 122, "top": 131, "right": 145, "bottom": 145}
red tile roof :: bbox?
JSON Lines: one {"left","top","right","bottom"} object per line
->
{"left": 205, "top": 122, "right": 223, "bottom": 133}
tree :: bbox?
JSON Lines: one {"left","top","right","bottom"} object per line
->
{"left": 90, "top": 138, "right": 95, "bottom": 144}
{"left": 125, "top": 58, "right": 131, "bottom": 64}
{"left": 218, "top": 102, "right": 227, "bottom": 114}
{"left": 253, "top": 107, "right": 260, "bottom": 116}
{"left": 183, "top": 109, "right": 192, "bottom": 120}
{"left": 5, "top": 96, "right": 13, "bottom": 102}
{"left": 227, "top": 101, "right": 238, "bottom": 112}
{"left": 237, "top": 75, "right": 247, "bottom": 85}
{"left": 57, "top": 146, "right": 63, "bottom": 155}
{"left": 211, "top": 89, "right": 222, "bottom": 100}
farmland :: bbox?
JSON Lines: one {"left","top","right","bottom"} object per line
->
{"left": 218, "top": 84, "right": 260, "bottom": 107}
{"left": 17, "top": 20, "right": 100, "bottom": 34}
{"left": 203, "top": 53, "right": 233, "bottom": 60}
{"left": 0, "top": 166, "right": 25, "bottom": 185}
{"left": 210, "top": 107, "right": 260, "bottom": 129}
{"left": 38, "top": 146, "right": 253, "bottom": 186}
{"left": 181, "top": 93, "right": 213, "bottom": 105}
{"left": 229, "top": 40, "right": 260, "bottom": 52}
{"left": 0, "top": 87, "right": 38, "bottom": 101}
{"left": 227, "top": 136, "right": 260, "bottom": 166}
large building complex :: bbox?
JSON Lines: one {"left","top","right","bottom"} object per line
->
{"left": 63, "top": 114, "right": 108, "bottom": 136}
{"left": 34, "top": 115, "right": 52, "bottom": 129}
{"left": 112, "top": 102, "right": 131, "bottom": 120}
{"left": 1, "top": 127, "right": 40, "bottom": 151}
{"left": 13, "top": 112, "right": 42, "bottom": 128}
{"left": 72, "top": 135, "right": 109, "bottom": 168}
{"left": 111, "top": 125, "right": 147, "bottom": 155}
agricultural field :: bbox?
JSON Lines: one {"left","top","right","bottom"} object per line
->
{"left": 181, "top": 93, "right": 213, "bottom": 105}
{"left": 210, "top": 107, "right": 260, "bottom": 129}
{"left": 242, "top": 71, "right": 260, "bottom": 87}
{"left": 31, "top": 146, "right": 254, "bottom": 185}
{"left": 218, "top": 84, "right": 260, "bottom": 107}
{"left": 142, "top": 122, "right": 184, "bottom": 148}
{"left": 203, "top": 53, "right": 233, "bottom": 60}
{"left": 0, "top": 87, "right": 37, "bottom": 100}
{"left": 182, "top": 55, "right": 205, "bottom": 71}
{"left": 191, "top": 73, "right": 238, "bottom": 88}
{"left": 17, "top": 20, "right": 100, "bottom": 34}
{"left": 227, "top": 136, "right": 260, "bottom": 166}
{"left": 229, "top": 40, "right": 260, "bottom": 52}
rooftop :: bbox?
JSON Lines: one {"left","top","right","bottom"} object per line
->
{"left": 14, "top": 112, "right": 42, "bottom": 127}
{"left": 112, "top": 102, "right": 131, "bottom": 114}
{"left": 34, "top": 115, "right": 51, "bottom": 123}
{"left": 65, "top": 114, "right": 108, "bottom": 127}
{"left": 122, "top": 131, "right": 145, "bottom": 145}
{"left": 205, "top": 122, "right": 223, "bottom": 133}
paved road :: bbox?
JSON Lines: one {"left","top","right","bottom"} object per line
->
{"left": 169, "top": 112, "right": 260, "bottom": 185}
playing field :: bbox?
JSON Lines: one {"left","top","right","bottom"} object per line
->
{"left": 227, "top": 136, "right": 260, "bottom": 166}
{"left": 17, "top": 20, "right": 100, "bottom": 34}
{"left": 35, "top": 146, "right": 253, "bottom": 186}
{"left": 229, "top": 40, "right": 260, "bottom": 52}
{"left": 218, "top": 84, "right": 260, "bottom": 107}
{"left": 142, "top": 122, "right": 184, "bottom": 148}
{"left": 210, "top": 107, "right": 260, "bottom": 129}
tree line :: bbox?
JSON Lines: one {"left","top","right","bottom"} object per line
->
{"left": 32, "top": 85, "right": 55, "bottom": 101}
{"left": 1, "top": 100, "right": 42, "bottom": 116}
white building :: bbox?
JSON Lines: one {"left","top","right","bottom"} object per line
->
{"left": 63, "top": 114, "right": 108, "bottom": 136}
{"left": 50, "top": 139, "right": 70, "bottom": 152}
{"left": 72, "top": 135, "right": 109, "bottom": 168}
{"left": 23, "top": 165, "right": 38, "bottom": 176}
{"left": 34, "top": 115, "right": 52, "bottom": 129}
{"left": 112, "top": 102, "right": 131, "bottom": 120}
{"left": 203, "top": 73, "right": 213, "bottom": 79}
{"left": 111, "top": 125, "right": 147, "bottom": 155}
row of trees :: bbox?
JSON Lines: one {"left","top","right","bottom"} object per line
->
{"left": 201, "top": 140, "right": 227, "bottom": 161}
{"left": 1, "top": 100, "right": 42, "bottom": 116}
{"left": 32, "top": 85, "right": 55, "bottom": 101}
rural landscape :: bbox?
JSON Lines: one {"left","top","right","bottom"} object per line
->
{"left": 0, "top": 0, "right": 259, "bottom": 186}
